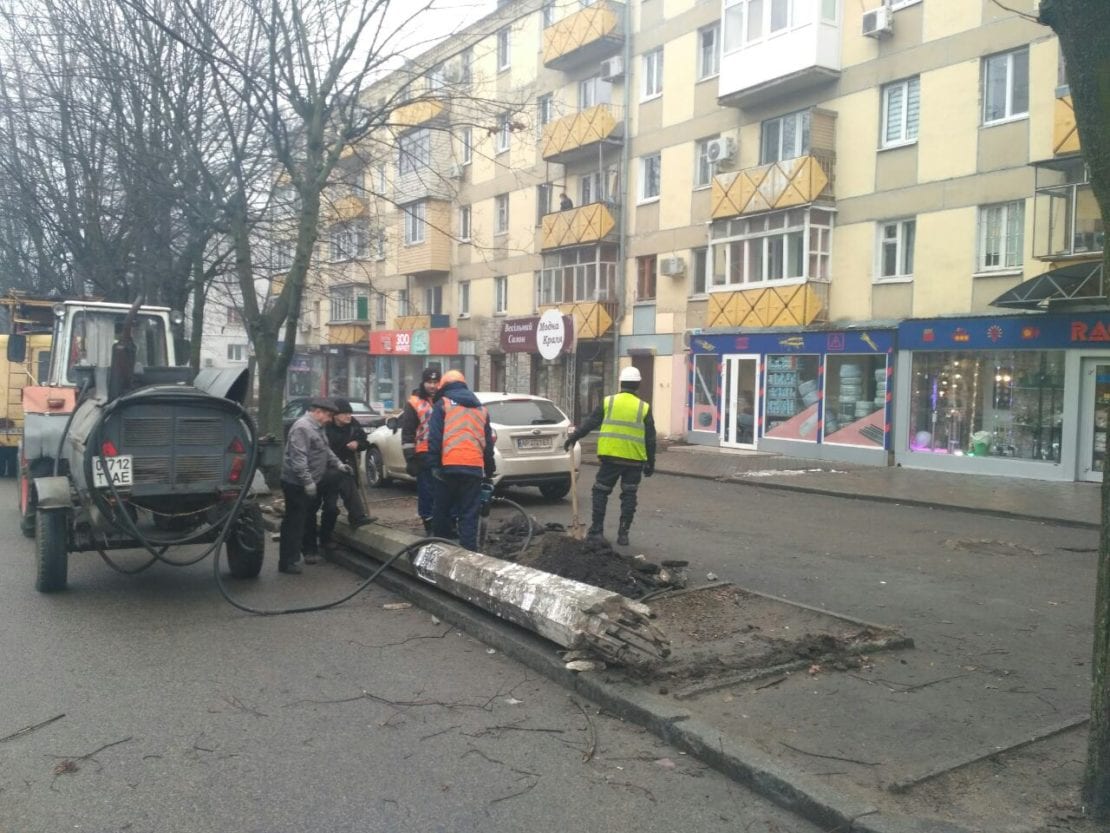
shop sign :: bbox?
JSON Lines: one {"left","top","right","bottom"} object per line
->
{"left": 691, "top": 329, "right": 894, "bottom": 356}
{"left": 369, "top": 327, "right": 459, "bottom": 355}
{"left": 499, "top": 313, "right": 574, "bottom": 356}
{"left": 900, "top": 313, "right": 1110, "bottom": 351}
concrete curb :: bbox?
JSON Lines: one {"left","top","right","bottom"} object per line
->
{"left": 329, "top": 540, "right": 979, "bottom": 833}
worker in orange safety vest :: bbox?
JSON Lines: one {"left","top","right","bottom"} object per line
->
{"left": 401, "top": 366, "right": 441, "bottom": 534}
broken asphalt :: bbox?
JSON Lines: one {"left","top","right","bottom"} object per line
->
{"left": 325, "top": 444, "right": 1101, "bottom": 833}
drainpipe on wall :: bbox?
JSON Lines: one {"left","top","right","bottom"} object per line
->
{"left": 613, "top": 0, "right": 633, "bottom": 387}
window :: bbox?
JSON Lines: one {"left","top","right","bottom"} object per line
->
{"left": 375, "top": 163, "right": 387, "bottom": 193}
{"left": 536, "top": 184, "right": 551, "bottom": 224}
{"left": 398, "top": 129, "right": 431, "bottom": 175}
{"left": 497, "top": 27, "right": 511, "bottom": 71}
{"left": 329, "top": 223, "right": 369, "bottom": 261}
{"left": 404, "top": 202, "right": 426, "bottom": 244}
{"left": 698, "top": 23, "right": 720, "bottom": 80}
{"left": 496, "top": 112, "right": 511, "bottom": 153}
{"left": 227, "top": 344, "right": 247, "bottom": 362}
{"left": 760, "top": 109, "right": 810, "bottom": 164}
{"left": 538, "top": 244, "right": 618, "bottom": 303}
{"left": 578, "top": 75, "right": 611, "bottom": 109}
{"left": 636, "top": 255, "right": 657, "bottom": 301}
{"left": 494, "top": 276, "right": 508, "bottom": 314}
{"left": 709, "top": 207, "right": 833, "bottom": 287}
{"left": 724, "top": 0, "right": 743, "bottom": 53}
{"left": 495, "top": 194, "right": 509, "bottom": 235}
{"left": 876, "top": 219, "right": 916, "bottom": 280}
{"left": 580, "top": 171, "right": 603, "bottom": 206}
{"left": 881, "top": 77, "right": 920, "bottom": 148}
{"left": 461, "top": 127, "right": 472, "bottom": 164}
{"left": 459, "top": 206, "right": 471, "bottom": 241}
{"left": 692, "top": 247, "right": 708, "bottom": 295}
{"left": 978, "top": 201, "right": 1025, "bottom": 271}
{"left": 725, "top": 0, "right": 793, "bottom": 46}
{"left": 226, "top": 306, "right": 243, "bottom": 326}
{"left": 330, "top": 285, "right": 369, "bottom": 321}
{"left": 375, "top": 293, "right": 386, "bottom": 324}
{"left": 542, "top": 2, "right": 554, "bottom": 27}
{"left": 694, "top": 137, "right": 716, "bottom": 188}
{"left": 424, "top": 285, "right": 443, "bottom": 315}
{"left": 460, "top": 48, "right": 473, "bottom": 84}
{"left": 642, "top": 48, "right": 663, "bottom": 100}
{"left": 272, "top": 240, "right": 294, "bottom": 271}
{"left": 982, "top": 47, "right": 1029, "bottom": 124}
{"left": 372, "top": 228, "right": 386, "bottom": 260}
{"left": 458, "top": 281, "right": 471, "bottom": 317}
{"left": 397, "top": 288, "right": 409, "bottom": 317}
{"left": 639, "top": 154, "right": 661, "bottom": 202}
{"left": 427, "top": 64, "right": 445, "bottom": 91}
{"left": 537, "top": 94, "right": 554, "bottom": 131}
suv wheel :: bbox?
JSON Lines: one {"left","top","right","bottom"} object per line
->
{"left": 539, "top": 478, "right": 571, "bottom": 501}
{"left": 366, "top": 447, "right": 390, "bottom": 488}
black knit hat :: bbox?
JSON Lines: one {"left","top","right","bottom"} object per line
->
{"left": 422, "top": 367, "right": 442, "bottom": 383}
{"left": 332, "top": 397, "right": 353, "bottom": 414}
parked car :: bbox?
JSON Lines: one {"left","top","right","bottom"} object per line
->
{"left": 281, "top": 397, "right": 387, "bottom": 438}
{"left": 363, "top": 392, "right": 582, "bottom": 501}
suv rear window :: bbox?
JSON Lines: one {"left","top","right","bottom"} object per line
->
{"left": 485, "top": 399, "right": 565, "bottom": 426}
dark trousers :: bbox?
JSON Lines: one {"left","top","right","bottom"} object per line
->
{"left": 591, "top": 460, "right": 643, "bottom": 531}
{"left": 280, "top": 481, "right": 313, "bottom": 568}
{"left": 319, "top": 469, "right": 369, "bottom": 544}
{"left": 432, "top": 473, "right": 482, "bottom": 551}
{"left": 415, "top": 462, "right": 435, "bottom": 520}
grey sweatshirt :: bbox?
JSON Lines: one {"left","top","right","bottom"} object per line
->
{"left": 281, "top": 413, "right": 342, "bottom": 487}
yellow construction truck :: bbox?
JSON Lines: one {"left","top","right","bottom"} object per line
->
{"left": 0, "top": 294, "right": 55, "bottom": 477}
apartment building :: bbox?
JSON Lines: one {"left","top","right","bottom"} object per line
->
{"left": 292, "top": 0, "right": 1103, "bottom": 482}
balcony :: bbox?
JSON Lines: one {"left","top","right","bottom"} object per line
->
{"left": 705, "top": 282, "right": 828, "bottom": 328}
{"left": 326, "top": 322, "right": 371, "bottom": 346}
{"left": 391, "top": 97, "right": 449, "bottom": 131}
{"left": 397, "top": 201, "right": 451, "bottom": 276}
{"left": 538, "top": 300, "right": 618, "bottom": 340}
{"left": 718, "top": 2, "right": 840, "bottom": 107}
{"left": 711, "top": 153, "right": 833, "bottom": 220}
{"left": 1033, "top": 157, "right": 1103, "bottom": 262}
{"left": 541, "top": 203, "right": 617, "bottom": 251}
{"left": 543, "top": 0, "right": 623, "bottom": 70}
{"left": 541, "top": 105, "right": 622, "bottom": 164}
{"left": 1053, "top": 95, "right": 1080, "bottom": 156}
{"left": 394, "top": 314, "right": 451, "bottom": 330}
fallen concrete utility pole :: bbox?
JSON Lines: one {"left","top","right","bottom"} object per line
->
{"left": 333, "top": 525, "right": 670, "bottom": 669}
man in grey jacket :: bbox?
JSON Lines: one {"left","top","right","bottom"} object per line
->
{"left": 278, "top": 397, "right": 350, "bottom": 574}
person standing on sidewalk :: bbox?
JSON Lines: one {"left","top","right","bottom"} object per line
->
{"left": 564, "top": 366, "right": 656, "bottom": 546}
{"left": 279, "top": 397, "right": 350, "bottom": 574}
{"left": 317, "top": 397, "right": 376, "bottom": 553}
{"left": 401, "top": 367, "right": 441, "bottom": 534}
{"left": 426, "top": 370, "right": 495, "bottom": 551}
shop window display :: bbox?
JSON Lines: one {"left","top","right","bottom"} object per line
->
{"left": 692, "top": 354, "right": 719, "bottom": 432}
{"left": 908, "top": 351, "right": 1064, "bottom": 461}
{"left": 764, "top": 354, "right": 821, "bottom": 442}
{"left": 824, "top": 355, "right": 888, "bottom": 447}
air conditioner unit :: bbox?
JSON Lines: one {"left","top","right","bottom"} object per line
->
{"left": 600, "top": 56, "right": 624, "bottom": 81}
{"left": 861, "top": 6, "right": 894, "bottom": 38}
{"left": 447, "top": 163, "right": 464, "bottom": 180}
{"left": 705, "top": 137, "right": 736, "bottom": 165}
{"left": 660, "top": 256, "right": 686, "bottom": 277}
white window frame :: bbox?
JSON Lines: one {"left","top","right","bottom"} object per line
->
{"left": 639, "top": 153, "right": 661, "bottom": 203}
{"left": 404, "top": 202, "right": 426, "bottom": 245}
{"left": 890, "top": 0, "right": 921, "bottom": 8}
{"left": 328, "top": 223, "right": 369, "bottom": 261}
{"left": 375, "top": 293, "right": 387, "bottom": 324}
{"left": 458, "top": 281, "right": 471, "bottom": 318}
{"left": 459, "top": 206, "right": 471, "bottom": 242}
{"left": 424, "top": 285, "right": 443, "bottom": 315}
{"left": 724, "top": 0, "right": 743, "bottom": 54}
{"left": 709, "top": 207, "right": 833, "bottom": 289}
{"left": 760, "top": 109, "right": 810, "bottom": 164}
{"left": 397, "top": 288, "right": 409, "bottom": 317}
{"left": 537, "top": 94, "right": 554, "bottom": 131}
{"left": 977, "top": 201, "right": 1025, "bottom": 273}
{"left": 881, "top": 77, "right": 920, "bottom": 149}
{"left": 461, "top": 127, "right": 472, "bottom": 165}
{"left": 398, "top": 128, "right": 431, "bottom": 176}
{"left": 875, "top": 218, "right": 916, "bottom": 282}
{"left": 642, "top": 48, "right": 664, "bottom": 101}
{"left": 494, "top": 194, "right": 509, "bottom": 236}
{"left": 494, "top": 276, "right": 508, "bottom": 314}
{"left": 496, "top": 113, "right": 511, "bottom": 154}
{"left": 698, "top": 23, "right": 720, "bottom": 81}
{"left": 497, "top": 27, "right": 511, "bottom": 71}
{"left": 542, "top": 1, "right": 554, "bottom": 28}
{"left": 227, "top": 343, "right": 247, "bottom": 362}
{"left": 691, "top": 247, "right": 708, "bottom": 296}
{"left": 694, "top": 137, "right": 716, "bottom": 189}
{"left": 982, "top": 47, "right": 1030, "bottom": 126}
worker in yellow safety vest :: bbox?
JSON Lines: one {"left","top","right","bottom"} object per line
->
{"left": 401, "top": 367, "right": 441, "bottom": 533}
{"left": 564, "top": 366, "right": 656, "bottom": 546}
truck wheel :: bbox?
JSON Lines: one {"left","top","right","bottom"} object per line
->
{"left": 225, "top": 503, "right": 265, "bottom": 579}
{"left": 365, "top": 448, "right": 390, "bottom": 488}
{"left": 35, "top": 508, "right": 69, "bottom": 593}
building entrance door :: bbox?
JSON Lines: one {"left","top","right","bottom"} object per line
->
{"left": 1077, "top": 357, "right": 1110, "bottom": 482}
{"left": 721, "top": 354, "right": 759, "bottom": 448}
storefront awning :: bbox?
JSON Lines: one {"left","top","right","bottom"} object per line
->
{"left": 990, "top": 261, "right": 1105, "bottom": 310}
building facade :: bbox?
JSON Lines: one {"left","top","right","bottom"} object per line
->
{"left": 285, "top": 0, "right": 1103, "bottom": 481}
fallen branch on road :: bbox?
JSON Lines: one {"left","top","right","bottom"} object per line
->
{"left": 0, "top": 713, "right": 65, "bottom": 744}
{"left": 779, "top": 741, "right": 881, "bottom": 767}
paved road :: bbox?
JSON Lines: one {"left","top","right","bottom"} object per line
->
{"left": 0, "top": 481, "right": 816, "bottom": 833}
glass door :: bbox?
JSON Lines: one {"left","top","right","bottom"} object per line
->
{"left": 721, "top": 354, "right": 759, "bottom": 448}
{"left": 1078, "top": 358, "right": 1110, "bottom": 482}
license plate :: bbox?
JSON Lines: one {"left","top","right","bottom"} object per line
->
{"left": 515, "top": 437, "right": 551, "bottom": 450}
{"left": 93, "top": 455, "right": 133, "bottom": 489}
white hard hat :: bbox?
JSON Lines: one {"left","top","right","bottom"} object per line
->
{"left": 619, "top": 366, "right": 642, "bottom": 384}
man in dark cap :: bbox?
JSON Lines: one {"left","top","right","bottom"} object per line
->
{"left": 401, "top": 366, "right": 441, "bottom": 534}
{"left": 279, "top": 397, "right": 349, "bottom": 574}
{"left": 315, "top": 397, "right": 376, "bottom": 553}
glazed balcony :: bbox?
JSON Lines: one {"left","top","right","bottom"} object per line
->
{"left": 704, "top": 282, "right": 828, "bottom": 328}
{"left": 538, "top": 300, "right": 618, "bottom": 340}
{"left": 1033, "top": 157, "right": 1103, "bottom": 261}
{"left": 543, "top": 0, "right": 624, "bottom": 70}
{"left": 541, "top": 203, "right": 618, "bottom": 251}
{"left": 541, "top": 104, "right": 623, "bottom": 164}
{"left": 711, "top": 153, "right": 834, "bottom": 219}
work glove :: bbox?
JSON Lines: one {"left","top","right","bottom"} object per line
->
{"left": 338, "top": 463, "right": 354, "bottom": 476}
{"left": 642, "top": 462, "right": 654, "bottom": 478}
{"left": 563, "top": 434, "right": 576, "bottom": 452}
{"left": 304, "top": 482, "right": 317, "bottom": 498}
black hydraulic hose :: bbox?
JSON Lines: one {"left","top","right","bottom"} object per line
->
{"left": 213, "top": 536, "right": 456, "bottom": 616}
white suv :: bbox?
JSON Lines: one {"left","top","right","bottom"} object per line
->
{"left": 363, "top": 392, "right": 582, "bottom": 501}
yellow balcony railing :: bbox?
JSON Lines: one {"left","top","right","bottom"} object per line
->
{"left": 327, "top": 322, "right": 371, "bottom": 345}
{"left": 391, "top": 98, "right": 448, "bottom": 131}
{"left": 711, "top": 154, "right": 834, "bottom": 220}
{"left": 705, "top": 283, "right": 828, "bottom": 329}
{"left": 541, "top": 203, "right": 617, "bottom": 250}
{"left": 1054, "top": 95, "right": 1080, "bottom": 156}
{"left": 539, "top": 300, "right": 618, "bottom": 340}
{"left": 541, "top": 105, "right": 621, "bottom": 162}
{"left": 543, "top": 1, "right": 623, "bottom": 69}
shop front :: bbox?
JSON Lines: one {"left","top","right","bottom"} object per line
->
{"left": 686, "top": 328, "right": 896, "bottom": 465}
{"left": 499, "top": 311, "right": 575, "bottom": 413}
{"left": 896, "top": 312, "right": 1110, "bottom": 482}
{"left": 368, "top": 327, "right": 473, "bottom": 411}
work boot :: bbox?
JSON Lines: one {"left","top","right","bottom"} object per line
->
{"left": 616, "top": 519, "right": 631, "bottom": 546}
{"left": 422, "top": 518, "right": 434, "bottom": 535}
{"left": 587, "top": 525, "right": 604, "bottom": 539}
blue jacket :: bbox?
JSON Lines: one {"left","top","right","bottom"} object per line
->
{"left": 427, "top": 381, "right": 496, "bottom": 478}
